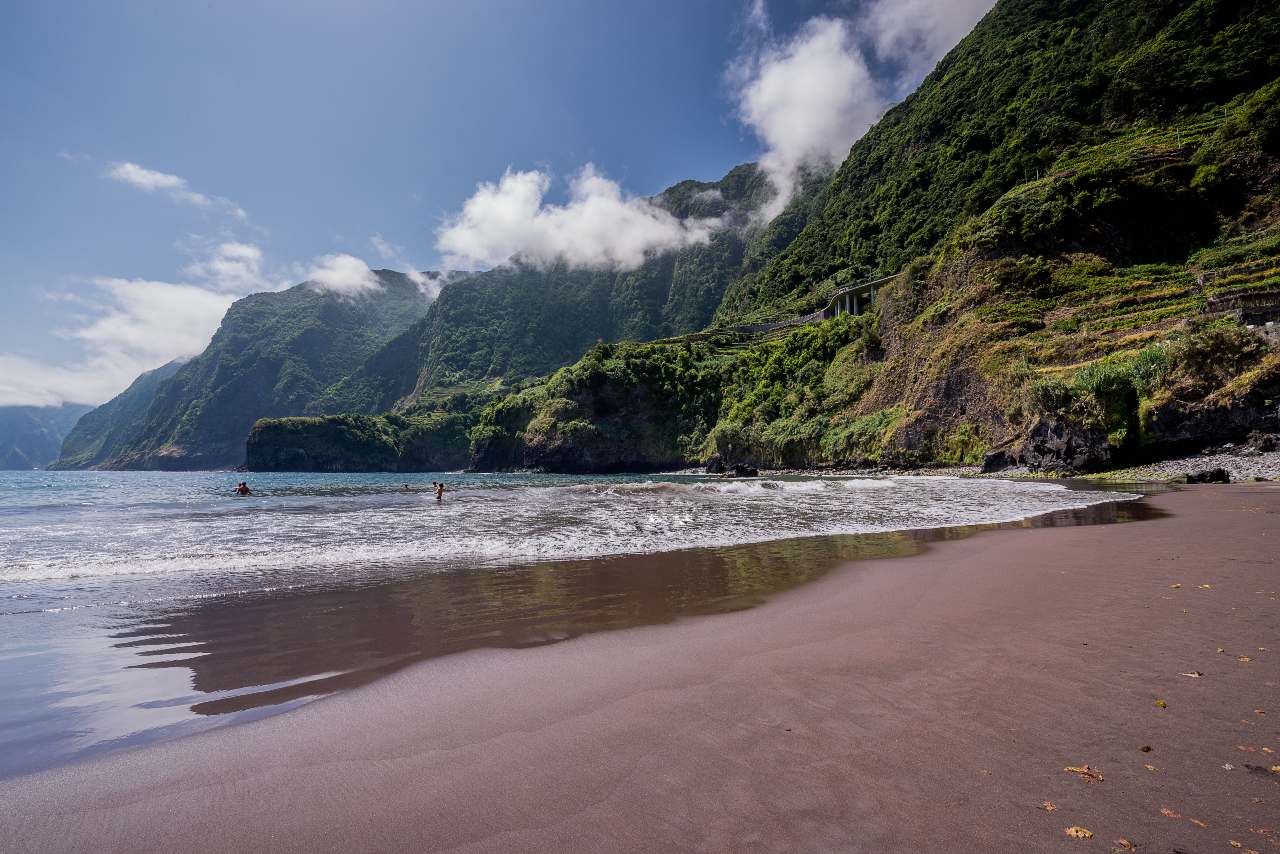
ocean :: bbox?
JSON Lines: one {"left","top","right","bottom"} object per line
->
{"left": 0, "top": 469, "right": 1139, "bottom": 777}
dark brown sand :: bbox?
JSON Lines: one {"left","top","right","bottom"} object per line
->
{"left": 3, "top": 484, "right": 1277, "bottom": 854}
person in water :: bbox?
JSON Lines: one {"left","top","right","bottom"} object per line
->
{"left": 235, "top": 481, "right": 252, "bottom": 496}
{"left": 435, "top": 481, "right": 445, "bottom": 501}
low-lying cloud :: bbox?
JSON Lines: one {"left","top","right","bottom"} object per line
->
{"left": 370, "top": 234, "right": 440, "bottom": 297}
{"left": 734, "top": 0, "right": 994, "bottom": 218}
{"left": 303, "top": 254, "right": 380, "bottom": 296}
{"left": 436, "top": 165, "right": 721, "bottom": 271}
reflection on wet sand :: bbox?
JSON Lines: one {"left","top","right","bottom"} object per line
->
{"left": 115, "top": 497, "right": 1161, "bottom": 719}
{"left": 0, "top": 493, "right": 1160, "bottom": 778}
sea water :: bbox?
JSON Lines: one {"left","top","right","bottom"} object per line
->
{"left": 0, "top": 470, "right": 1138, "bottom": 777}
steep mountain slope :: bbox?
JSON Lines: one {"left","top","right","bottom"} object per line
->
{"left": 0, "top": 404, "right": 92, "bottom": 469}
{"left": 58, "top": 271, "right": 431, "bottom": 470}
{"left": 459, "top": 0, "right": 1280, "bottom": 473}
{"left": 717, "top": 0, "right": 1280, "bottom": 323}
{"left": 51, "top": 361, "right": 183, "bottom": 470}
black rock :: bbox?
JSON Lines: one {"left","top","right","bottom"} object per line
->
{"left": 1185, "top": 468, "right": 1230, "bottom": 484}
{"left": 981, "top": 448, "right": 1019, "bottom": 473}
{"left": 1020, "top": 417, "right": 1111, "bottom": 473}
{"left": 705, "top": 454, "right": 726, "bottom": 475}
{"left": 729, "top": 463, "right": 759, "bottom": 478}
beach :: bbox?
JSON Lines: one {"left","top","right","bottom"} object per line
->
{"left": 3, "top": 483, "right": 1277, "bottom": 853}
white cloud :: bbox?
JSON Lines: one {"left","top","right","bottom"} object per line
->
{"left": 0, "top": 279, "right": 234, "bottom": 407}
{"left": 862, "top": 0, "right": 994, "bottom": 92}
{"left": 105, "top": 161, "right": 248, "bottom": 221}
{"left": 733, "top": 1, "right": 994, "bottom": 219}
{"left": 182, "top": 241, "right": 276, "bottom": 293}
{"left": 737, "top": 17, "right": 879, "bottom": 220}
{"left": 304, "top": 254, "right": 381, "bottom": 296}
{"left": 437, "top": 164, "right": 721, "bottom": 271}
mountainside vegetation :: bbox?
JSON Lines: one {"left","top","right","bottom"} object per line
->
{"left": 0, "top": 404, "right": 93, "bottom": 469}
{"left": 272, "top": 0, "right": 1280, "bottom": 476}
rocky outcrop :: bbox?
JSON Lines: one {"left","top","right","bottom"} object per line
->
{"left": 982, "top": 417, "right": 1111, "bottom": 473}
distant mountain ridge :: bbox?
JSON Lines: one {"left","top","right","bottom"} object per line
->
{"left": 53, "top": 271, "right": 433, "bottom": 469}
{"left": 0, "top": 404, "right": 93, "bottom": 469}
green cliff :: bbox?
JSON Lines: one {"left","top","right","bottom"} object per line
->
{"left": 458, "top": 0, "right": 1280, "bottom": 474}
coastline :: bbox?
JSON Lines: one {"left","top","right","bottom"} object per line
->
{"left": 3, "top": 483, "right": 1278, "bottom": 853}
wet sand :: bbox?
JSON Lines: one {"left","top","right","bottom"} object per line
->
{"left": 3, "top": 484, "right": 1277, "bottom": 853}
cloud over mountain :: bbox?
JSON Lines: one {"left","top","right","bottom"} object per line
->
{"left": 436, "top": 165, "right": 721, "bottom": 271}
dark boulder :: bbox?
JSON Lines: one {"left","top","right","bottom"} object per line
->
{"left": 1019, "top": 417, "right": 1111, "bottom": 473}
{"left": 981, "top": 446, "right": 1019, "bottom": 473}
{"left": 727, "top": 463, "right": 759, "bottom": 477}
{"left": 705, "top": 454, "right": 726, "bottom": 475}
{"left": 1185, "top": 468, "right": 1230, "bottom": 484}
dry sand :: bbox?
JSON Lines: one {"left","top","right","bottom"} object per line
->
{"left": 3, "top": 484, "right": 1277, "bottom": 853}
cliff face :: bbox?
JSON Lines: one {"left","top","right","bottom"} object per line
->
{"left": 246, "top": 412, "right": 472, "bottom": 473}
{"left": 51, "top": 362, "right": 182, "bottom": 470}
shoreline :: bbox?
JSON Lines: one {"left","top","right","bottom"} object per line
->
{"left": 3, "top": 483, "right": 1277, "bottom": 852}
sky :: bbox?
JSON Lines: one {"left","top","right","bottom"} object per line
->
{"left": 0, "top": 0, "right": 994, "bottom": 407}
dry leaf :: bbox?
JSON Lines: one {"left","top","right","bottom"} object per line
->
{"left": 1218, "top": 647, "right": 1227, "bottom": 653}
{"left": 1263, "top": 747, "right": 1275, "bottom": 754}
{"left": 1040, "top": 800, "right": 1057, "bottom": 812}
{"left": 1224, "top": 763, "right": 1236, "bottom": 770}
{"left": 1199, "top": 583, "right": 1212, "bottom": 589}
{"left": 1064, "top": 765, "right": 1104, "bottom": 782}
{"left": 1113, "top": 840, "right": 1136, "bottom": 853}
{"left": 1230, "top": 842, "right": 1242, "bottom": 849}
{"left": 1155, "top": 699, "right": 1168, "bottom": 708}
{"left": 1179, "top": 671, "right": 1204, "bottom": 677}
{"left": 1272, "top": 765, "right": 1280, "bottom": 774}
{"left": 1238, "top": 655, "right": 1254, "bottom": 662}
{"left": 1144, "top": 763, "right": 1157, "bottom": 771}
{"left": 1189, "top": 817, "right": 1208, "bottom": 828}
{"left": 1139, "top": 745, "right": 1152, "bottom": 752}
{"left": 1170, "top": 583, "right": 1183, "bottom": 589}
{"left": 1256, "top": 709, "right": 1267, "bottom": 715}
{"left": 1161, "top": 806, "right": 1182, "bottom": 818}
{"left": 1238, "top": 745, "right": 1258, "bottom": 752}
{"left": 1065, "top": 826, "right": 1094, "bottom": 839}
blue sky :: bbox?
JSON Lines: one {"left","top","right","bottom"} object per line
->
{"left": 0, "top": 0, "right": 992, "bottom": 406}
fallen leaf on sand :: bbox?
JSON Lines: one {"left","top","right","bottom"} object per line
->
{"left": 1161, "top": 806, "right": 1182, "bottom": 819}
{"left": 1140, "top": 745, "right": 1152, "bottom": 752}
{"left": 1238, "top": 745, "right": 1258, "bottom": 752}
{"left": 1256, "top": 709, "right": 1267, "bottom": 715}
{"left": 1065, "top": 826, "right": 1093, "bottom": 839}
{"left": 1179, "top": 671, "right": 1204, "bottom": 677}
{"left": 1040, "top": 800, "right": 1057, "bottom": 812}
{"left": 1145, "top": 763, "right": 1158, "bottom": 771}
{"left": 1230, "top": 842, "right": 1242, "bottom": 849}
{"left": 1263, "top": 747, "right": 1275, "bottom": 754}
{"left": 1155, "top": 699, "right": 1168, "bottom": 708}
{"left": 1199, "top": 584, "right": 1212, "bottom": 589}
{"left": 1170, "top": 583, "right": 1183, "bottom": 589}
{"left": 1189, "top": 817, "right": 1208, "bottom": 828}
{"left": 1224, "top": 763, "right": 1236, "bottom": 770}
{"left": 1065, "top": 765, "right": 1104, "bottom": 782}
{"left": 1238, "top": 656, "right": 1254, "bottom": 663}
{"left": 1113, "top": 839, "right": 1136, "bottom": 852}
{"left": 1218, "top": 647, "right": 1227, "bottom": 653}
{"left": 1272, "top": 765, "right": 1280, "bottom": 774}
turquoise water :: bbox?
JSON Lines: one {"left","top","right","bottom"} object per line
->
{"left": 0, "top": 469, "right": 1138, "bottom": 777}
